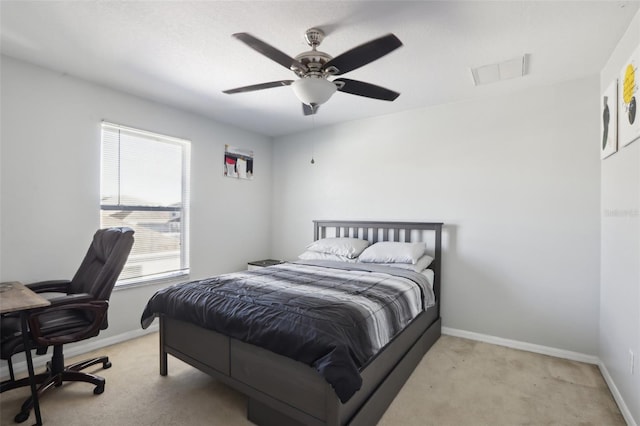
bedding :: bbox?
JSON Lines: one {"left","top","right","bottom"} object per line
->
{"left": 297, "top": 249, "right": 356, "bottom": 262}
{"left": 140, "top": 260, "right": 434, "bottom": 403}
{"left": 305, "top": 237, "right": 370, "bottom": 259}
{"left": 358, "top": 241, "right": 426, "bottom": 264}
{"left": 369, "top": 253, "right": 434, "bottom": 272}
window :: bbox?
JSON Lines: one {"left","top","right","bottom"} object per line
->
{"left": 100, "top": 122, "right": 190, "bottom": 284}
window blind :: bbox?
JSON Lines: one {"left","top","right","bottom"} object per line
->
{"left": 100, "top": 122, "right": 190, "bottom": 283}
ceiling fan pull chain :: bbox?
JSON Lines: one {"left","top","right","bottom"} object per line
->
{"left": 311, "top": 115, "right": 316, "bottom": 164}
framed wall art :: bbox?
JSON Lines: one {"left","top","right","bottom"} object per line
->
{"left": 601, "top": 79, "right": 617, "bottom": 159}
{"left": 619, "top": 44, "right": 639, "bottom": 147}
{"left": 224, "top": 144, "right": 254, "bottom": 180}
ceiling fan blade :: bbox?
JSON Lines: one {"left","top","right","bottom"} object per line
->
{"left": 302, "top": 103, "right": 320, "bottom": 116}
{"left": 233, "top": 33, "right": 307, "bottom": 72}
{"left": 323, "top": 34, "right": 402, "bottom": 76}
{"left": 223, "top": 80, "right": 294, "bottom": 94}
{"left": 333, "top": 78, "right": 400, "bottom": 101}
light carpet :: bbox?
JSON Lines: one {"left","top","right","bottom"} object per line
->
{"left": 0, "top": 333, "right": 624, "bottom": 425}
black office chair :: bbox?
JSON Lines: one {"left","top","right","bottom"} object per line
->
{"left": 0, "top": 227, "right": 134, "bottom": 423}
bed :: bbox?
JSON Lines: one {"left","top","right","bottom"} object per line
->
{"left": 141, "top": 220, "right": 443, "bottom": 426}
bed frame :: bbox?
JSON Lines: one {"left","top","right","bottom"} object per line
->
{"left": 157, "top": 220, "right": 443, "bottom": 426}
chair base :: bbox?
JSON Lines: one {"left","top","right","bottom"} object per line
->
{"left": 1, "top": 346, "right": 111, "bottom": 423}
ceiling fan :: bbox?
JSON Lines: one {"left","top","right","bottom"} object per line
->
{"left": 223, "top": 28, "right": 402, "bottom": 115}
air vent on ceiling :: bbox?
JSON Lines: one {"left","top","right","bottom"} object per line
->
{"left": 471, "top": 55, "right": 529, "bottom": 86}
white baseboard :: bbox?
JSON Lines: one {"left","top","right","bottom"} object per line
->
{"left": 441, "top": 326, "right": 600, "bottom": 364}
{"left": 0, "top": 324, "right": 159, "bottom": 381}
{"left": 442, "top": 327, "right": 636, "bottom": 426}
{"left": 598, "top": 360, "right": 638, "bottom": 426}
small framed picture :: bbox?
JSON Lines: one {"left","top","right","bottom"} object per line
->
{"left": 601, "top": 80, "right": 617, "bottom": 159}
{"left": 224, "top": 145, "right": 254, "bottom": 180}
{"left": 619, "top": 45, "right": 639, "bottom": 147}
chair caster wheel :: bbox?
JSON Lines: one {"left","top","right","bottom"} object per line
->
{"left": 94, "top": 384, "right": 105, "bottom": 395}
{"left": 103, "top": 361, "right": 112, "bottom": 369}
{"left": 14, "top": 411, "right": 29, "bottom": 423}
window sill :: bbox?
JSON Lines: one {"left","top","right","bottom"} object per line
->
{"left": 113, "top": 271, "right": 190, "bottom": 291}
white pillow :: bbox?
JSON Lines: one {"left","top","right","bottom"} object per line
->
{"left": 298, "top": 250, "right": 356, "bottom": 263}
{"left": 305, "top": 237, "right": 370, "bottom": 259}
{"left": 358, "top": 242, "right": 426, "bottom": 264}
{"left": 374, "top": 254, "right": 434, "bottom": 272}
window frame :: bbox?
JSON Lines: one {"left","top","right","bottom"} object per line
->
{"left": 100, "top": 121, "right": 191, "bottom": 286}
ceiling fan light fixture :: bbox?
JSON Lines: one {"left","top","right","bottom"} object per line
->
{"left": 291, "top": 77, "right": 337, "bottom": 106}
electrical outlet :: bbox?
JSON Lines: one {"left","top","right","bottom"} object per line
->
{"left": 630, "top": 350, "right": 635, "bottom": 375}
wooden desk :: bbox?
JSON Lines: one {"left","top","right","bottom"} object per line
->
{"left": 0, "top": 282, "right": 51, "bottom": 313}
{"left": 0, "top": 281, "right": 51, "bottom": 426}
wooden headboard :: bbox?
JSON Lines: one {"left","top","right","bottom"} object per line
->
{"left": 313, "top": 220, "right": 444, "bottom": 310}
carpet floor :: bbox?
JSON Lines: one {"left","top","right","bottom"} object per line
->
{"left": 0, "top": 333, "right": 625, "bottom": 425}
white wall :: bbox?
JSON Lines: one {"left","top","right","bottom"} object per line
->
{"left": 272, "top": 76, "right": 601, "bottom": 356}
{"left": 600, "top": 9, "right": 640, "bottom": 424}
{"left": 0, "top": 56, "right": 273, "bottom": 341}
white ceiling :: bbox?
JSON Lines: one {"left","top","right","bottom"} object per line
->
{"left": 1, "top": 1, "right": 638, "bottom": 137}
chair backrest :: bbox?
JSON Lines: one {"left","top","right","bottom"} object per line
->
{"left": 69, "top": 227, "right": 135, "bottom": 301}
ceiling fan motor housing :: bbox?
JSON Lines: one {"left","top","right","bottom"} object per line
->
{"left": 294, "top": 50, "right": 333, "bottom": 77}
{"left": 292, "top": 28, "right": 335, "bottom": 77}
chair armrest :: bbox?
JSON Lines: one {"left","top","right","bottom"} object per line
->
{"left": 26, "top": 280, "right": 71, "bottom": 294}
{"left": 47, "top": 293, "right": 93, "bottom": 306}
{"left": 1, "top": 293, "right": 93, "bottom": 320}
{"left": 28, "top": 301, "right": 108, "bottom": 347}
